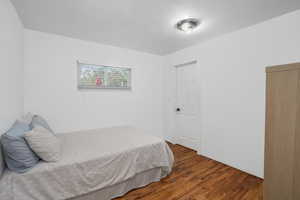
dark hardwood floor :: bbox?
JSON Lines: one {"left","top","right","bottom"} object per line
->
{"left": 116, "top": 143, "right": 263, "bottom": 200}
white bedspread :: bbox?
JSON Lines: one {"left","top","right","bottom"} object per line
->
{"left": 0, "top": 126, "right": 174, "bottom": 200}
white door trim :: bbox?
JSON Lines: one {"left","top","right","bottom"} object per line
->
{"left": 173, "top": 59, "right": 201, "bottom": 153}
{"left": 174, "top": 60, "right": 197, "bottom": 68}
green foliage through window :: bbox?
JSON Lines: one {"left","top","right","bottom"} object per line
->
{"left": 78, "top": 63, "right": 131, "bottom": 89}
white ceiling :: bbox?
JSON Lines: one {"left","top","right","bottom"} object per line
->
{"left": 11, "top": 0, "right": 300, "bottom": 55}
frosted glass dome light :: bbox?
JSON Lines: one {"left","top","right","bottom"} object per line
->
{"left": 176, "top": 18, "right": 200, "bottom": 33}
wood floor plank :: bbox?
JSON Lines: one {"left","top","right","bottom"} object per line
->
{"left": 116, "top": 143, "right": 263, "bottom": 200}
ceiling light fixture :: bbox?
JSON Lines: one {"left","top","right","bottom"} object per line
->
{"left": 176, "top": 18, "right": 201, "bottom": 33}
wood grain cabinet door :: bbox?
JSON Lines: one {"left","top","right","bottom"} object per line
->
{"left": 293, "top": 70, "right": 300, "bottom": 200}
{"left": 265, "top": 68, "right": 299, "bottom": 200}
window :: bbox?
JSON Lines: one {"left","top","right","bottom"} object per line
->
{"left": 77, "top": 62, "right": 131, "bottom": 89}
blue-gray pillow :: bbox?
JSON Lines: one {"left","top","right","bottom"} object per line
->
{"left": 0, "top": 143, "right": 4, "bottom": 178}
{"left": 1, "top": 121, "right": 39, "bottom": 173}
{"left": 31, "top": 115, "right": 54, "bottom": 133}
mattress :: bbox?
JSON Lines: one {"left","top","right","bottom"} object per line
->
{"left": 0, "top": 126, "right": 174, "bottom": 200}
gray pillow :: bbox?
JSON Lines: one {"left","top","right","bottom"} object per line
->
{"left": 0, "top": 143, "right": 4, "bottom": 178}
{"left": 24, "top": 126, "right": 61, "bottom": 162}
{"left": 1, "top": 121, "right": 39, "bottom": 173}
{"left": 20, "top": 112, "right": 34, "bottom": 125}
{"left": 31, "top": 115, "right": 54, "bottom": 133}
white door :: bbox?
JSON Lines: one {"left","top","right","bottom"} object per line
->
{"left": 175, "top": 62, "right": 201, "bottom": 151}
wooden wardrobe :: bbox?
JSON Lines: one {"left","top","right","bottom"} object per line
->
{"left": 265, "top": 63, "right": 300, "bottom": 200}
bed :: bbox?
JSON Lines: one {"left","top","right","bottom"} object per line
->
{"left": 0, "top": 126, "right": 174, "bottom": 200}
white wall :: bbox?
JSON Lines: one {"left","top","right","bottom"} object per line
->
{"left": 0, "top": 0, "right": 24, "bottom": 133}
{"left": 165, "top": 10, "right": 300, "bottom": 178}
{"left": 21, "top": 8, "right": 300, "bottom": 178}
{"left": 24, "top": 30, "right": 165, "bottom": 137}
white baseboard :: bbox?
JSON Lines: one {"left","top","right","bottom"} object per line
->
{"left": 196, "top": 151, "right": 263, "bottom": 179}
{"left": 173, "top": 136, "right": 200, "bottom": 153}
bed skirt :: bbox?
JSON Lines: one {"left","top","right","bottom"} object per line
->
{"left": 70, "top": 167, "right": 163, "bottom": 200}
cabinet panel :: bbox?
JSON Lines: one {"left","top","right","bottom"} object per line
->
{"left": 293, "top": 70, "right": 300, "bottom": 199}
{"left": 265, "top": 70, "right": 299, "bottom": 200}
